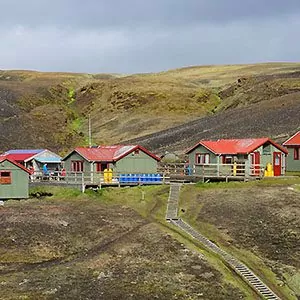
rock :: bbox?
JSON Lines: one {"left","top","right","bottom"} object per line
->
{"left": 97, "top": 271, "right": 112, "bottom": 279}
{"left": 0, "top": 201, "right": 4, "bottom": 206}
{"left": 44, "top": 288, "right": 58, "bottom": 295}
{"left": 58, "top": 220, "right": 69, "bottom": 227}
{"left": 97, "top": 272, "right": 106, "bottom": 279}
{"left": 19, "top": 279, "right": 29, "bottom": 285}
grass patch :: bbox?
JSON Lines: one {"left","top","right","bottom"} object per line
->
{"left": 100, "top": 185, "right": 170, "bottom": 219}
{"left": 30, "top": 186, "right": 83, "bottom": 199}
{"left": 194, "top": 177, "right": 300, "bottom": 190}
{"left": 286, "top": 171, "right": 300, "bottom": 177}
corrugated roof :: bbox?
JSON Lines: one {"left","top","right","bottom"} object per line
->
{"left": 0, "top": 157, "right": 31, "bottom": 174}
{"left": 5, "top": 149, "right": 44, "bottom": 154}
{"left": 186, "top": 138, "right": 288, "bottom": 155}
{"left": 34, "top": 157, "right": 61, "bottom": 163}
{"left": 3, "top": 149, "right": 45, "bottom": 163}
{"left": 24, "top": 149, "right": 62, "bottom": 163}
{"left": 283, "top": 131, "right": 300, "bottom": 146}
{"left": 65, "top": 145, "right": 160, "bottom": 162}
{"left": 3, "top": 153, "right": 37, "bottom": 162}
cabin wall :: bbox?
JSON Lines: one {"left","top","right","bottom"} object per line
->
{"left": 114, "top": 151, "right": 158, "bottom": 174}
{"left": 0, "top": 160, "right": 29, "bottom": 199}
{"left": 286, "top": 146, "right": 300, "bottom": 172}
{"left": 255, "top": 144, "right": 286, "bottom": 174}
{"left": 188, "top": 145, "right": 217, "bottom": 174}
{"left": 63, "top": 152, "right": 91, "bottom": 175}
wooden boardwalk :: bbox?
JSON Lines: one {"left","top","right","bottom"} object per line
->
{"left": 166, "top": 184, "right": 281, "bottom": 300}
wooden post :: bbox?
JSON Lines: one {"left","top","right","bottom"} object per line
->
{"left": 81, "top": 173, "right": 85, "bottom": 193}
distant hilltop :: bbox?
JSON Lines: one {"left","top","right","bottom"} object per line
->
{"left": 0, "top": 62, "right": 300, "bottom": 154}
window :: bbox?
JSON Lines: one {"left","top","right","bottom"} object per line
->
{"left": 195, "top": 153, "right": 210, "bottom": 165}
{"left": 274, "top": 153, "right": 281, "bottom": 166}
{"left": 0, "top": 171, "right": 12, "bottom": 184}
{"left": 222, "top": 155, "right": 233, "bottom": 164}
{"left": 71, "top": 161, "right": 84, "bottom": 172}
{"left": 96, "top": 162, "right": 108, "bottom": 172}
{"left": 294, "top": 147, "right": 300, "bottom": 160}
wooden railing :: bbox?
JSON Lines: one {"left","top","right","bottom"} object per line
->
{"left": 30, "top": 171, "right": 168, "bottom": 185}
{"left": 198, "top": 163, "right": 264, "bottom": 178}
{"left": 30, "top": 163, "right": 264, "bottom": 187}
{"left": 159, "top": 163, "right": 264, "bottom": 178}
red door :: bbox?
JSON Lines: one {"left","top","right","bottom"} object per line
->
{"left": 251, "top": 152, "right": 260, "bottom": 176}
{"left": 273, "top": 152, "right": 282, "bottom": 176}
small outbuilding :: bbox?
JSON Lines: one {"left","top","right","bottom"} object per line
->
{"left": 3, "top": 149, "right": 62, "bottom": 176}
{"left": 283, "top": 131, "right": 300, "bottom": 172}
{"left": 186, "top": 138, "right": 288, "bottom": 177}
{"left": 0, "top": 157, "right": 31, "bottom": 199}
{"left": 62, "top": 145, "right": 160, "bottom": 180}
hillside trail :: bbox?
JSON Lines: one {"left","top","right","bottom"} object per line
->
{"left": 166, "top": 183, "right": 282, "bottom": 300}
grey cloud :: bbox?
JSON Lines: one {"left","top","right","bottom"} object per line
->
{"left": 1, "top": 14, "right": 299, "bottom": 73}
{"left": 0, "top": 0, "right": 300, "bottom": 73}
{"left": 1, "top": 0, "right": 300, "bottom": 29}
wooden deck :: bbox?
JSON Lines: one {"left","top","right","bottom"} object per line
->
{"left": 160, "top": 162, "right": 264, "bottom": 182}
{"left": 29, "top": 163, "right": 265, "bottom": 191}
{"left": 29, "top": 171, "right": 167, "bottom": 191}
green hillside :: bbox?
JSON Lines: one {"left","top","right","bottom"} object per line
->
{"left": 0, "top": 62, "right": 300, "bottom": 154}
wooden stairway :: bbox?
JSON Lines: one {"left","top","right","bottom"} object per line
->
{"left": 166, "top": 183, "right": 281, "bottom": 300}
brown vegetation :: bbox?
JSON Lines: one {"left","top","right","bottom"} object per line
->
{"left": 0, "top": 187, "right": 247, "bottom": 300}
{"left": 179, "top": 181, "right": 300, "bottom": 299}
{"left": 1, "top": 63, "right": 300, "bottom": 154}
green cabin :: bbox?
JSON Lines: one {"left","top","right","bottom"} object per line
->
{"left": 0, "top": 157, "right": 31, "bottom": 199}
{"left": 62, "top": 145, "right": 160, "bottom": 182}
{"left": 186, "top": 138, "right": 288, "bottom": 177}
{"left": 283, "top": 131, "right": 300, "bottom": 172}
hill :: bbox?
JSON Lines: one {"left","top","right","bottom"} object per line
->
{"left": 127, "top": 91, "right": 300, "bottom": 154}
{"left": 179, "top": 180, "right": 300, "bottom": 299}
{"left": 0, "top": 63, "right": 300, "bottom": 154}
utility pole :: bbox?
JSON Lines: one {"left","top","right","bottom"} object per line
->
{"left": 88, "top": 114, "right": 92, "bottom": 147}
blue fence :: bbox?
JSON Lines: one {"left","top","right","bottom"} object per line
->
{"left": 119, "top": 174, "right": 162, "bottom": 183}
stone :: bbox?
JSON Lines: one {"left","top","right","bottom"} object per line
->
{"left": 58, "top": 220, "right": 69, "bottom": 227}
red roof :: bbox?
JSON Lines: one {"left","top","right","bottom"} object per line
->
{"left": 0, "top": 156, "right": 31, "bottom": 174}
{"left": 64, "top": 145, "right": 160, "bottom": 162}
{"left": 3, "top": 149, "right": 44, "bottom": 163}
{"left": 186, "top": 138, "right": 288, "bottom": 155}
{"left": 3, "top": 153, "right": 37, "bottom": 163}
{"left": 283, "top": 131, "right": 300, "bottom": 146}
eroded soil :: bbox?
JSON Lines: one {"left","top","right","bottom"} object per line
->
{"left": 180, "top": 183, "right": 300, "bottom": 298}
{"left": 0, "top": 196, "right": 245, "bottom": 300}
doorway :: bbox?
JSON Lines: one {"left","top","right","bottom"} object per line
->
{"left": 273, "top": 152, "right": 282, "bottom": 176}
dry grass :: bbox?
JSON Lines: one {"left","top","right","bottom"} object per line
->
{"left": 1, "top": 62, "right": 300, "bottom": 153}
{"left": 179, "top": 182, "right": 300, "bottom": 299}
{"left": 0, "top": 186, "right": 250, "bottom": 300}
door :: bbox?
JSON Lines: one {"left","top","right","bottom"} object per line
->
{"left": 250, "top": 151, "right": 260, "bottom": 176}
{"left": 96, "top": 162, "right": 109, "bottom": 172}
{"left": 273, "top": 152, "right": 282, "bottom": 176}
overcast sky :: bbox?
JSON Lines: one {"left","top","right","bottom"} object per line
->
{"left": 1, "top": 0, "right": 300, "bottom": 73}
